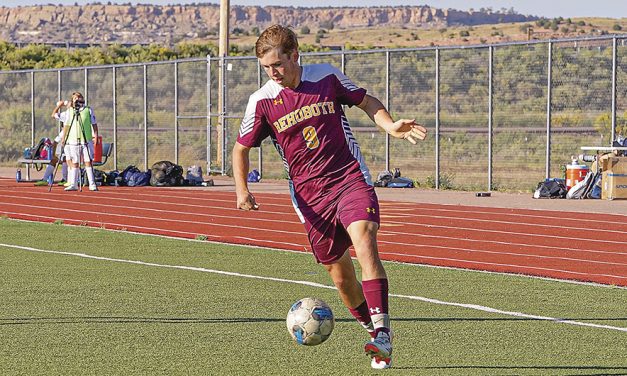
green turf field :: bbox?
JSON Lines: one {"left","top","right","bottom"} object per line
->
{"left": 1, "top": 219, "right": 626, "bottom": 375}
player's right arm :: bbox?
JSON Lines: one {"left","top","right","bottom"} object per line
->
{"left": 233, "top": 142, "right": 259, "bottom": 210}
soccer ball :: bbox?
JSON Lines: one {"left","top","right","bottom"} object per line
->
{"left": 286, "top": 297, "right": 334, "bottom": 346}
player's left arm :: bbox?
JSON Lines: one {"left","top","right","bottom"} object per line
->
{"left": 356, "top": 94, "right": 427, "bottom": 145}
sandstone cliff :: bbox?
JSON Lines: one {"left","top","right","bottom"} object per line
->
{"left": 0, "top": 4, "right": 537, "bottom": 45}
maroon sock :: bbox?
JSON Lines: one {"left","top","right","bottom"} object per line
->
{"left": 362, "top": 278, "right": 390, "bottom": 336}
{"left": 349, "top": 300, "right": 375, "bottom": 338}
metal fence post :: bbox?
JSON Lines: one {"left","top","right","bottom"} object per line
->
{"left": 84, "top": 68, "right": 88, "bottom": 103}
{"left": 611, "top": 37, "right": 617, "bottom": 144}
{"left": 385, "top": 50, "right": 390, "bottom": 172}
{"left": 29, "top": 71, "right": 35, "bottom": 180}
{"left": 220, "top": 56, "right": 227, "bottom": 175}
{"left": 57, "top": 70, "right": 62, "bottom": 132}
{"left": 174, "top": 61, "right": 179, "bottom": 165}
{"left": 207, "top": 54, "right": 212, "bottom": 175}
{"left": 488, "top": 45, "right": 494, "bottom": 191}
{"left": 143, "top": 64, "right": 148, "bottom": 171}
{"left": 435, "top": 48, "right": 440, "bottom": 190}
{"left": 112, "top": 66, "right": 117, "bottom": 170}
{"left": 545, "top": 41, "right": 553, "bottom": 179}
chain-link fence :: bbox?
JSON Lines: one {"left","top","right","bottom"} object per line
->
{"left": 2, "top": 35, "right": 626, "bottom": 191}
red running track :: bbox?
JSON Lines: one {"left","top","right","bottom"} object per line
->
{"left": 1, "top": 178, "right": 626, "bottom": 286}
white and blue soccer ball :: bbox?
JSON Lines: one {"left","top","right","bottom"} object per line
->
{"left": 286, "top": 297, "right": 334, "bottom": 346}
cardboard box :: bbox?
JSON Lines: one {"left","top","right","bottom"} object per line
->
{"left": 601, "top": 157, "right": 627, "bottom": 200}
{"left": 601, "top": 156, "right": 627, "bottom": 174}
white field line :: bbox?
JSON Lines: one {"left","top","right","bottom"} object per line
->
{"left": 5, "top": 216, "right": 627, "bottom": 290}
{"left": 2, "top": 242, "right": 626, "bottom": 333}
{"left": 4, "top": 210, "right": 625, "bottom": 282}
{"left": 1, "top": 196, "right": 626, "bottom": 260}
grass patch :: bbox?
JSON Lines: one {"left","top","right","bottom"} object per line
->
{"left": 0, "top": 220, "right": 625, "bottom": 375}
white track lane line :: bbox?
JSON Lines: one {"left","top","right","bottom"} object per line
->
{"left": 2, "top": 193, "right": 626, "bottom": 248}
{"left": 2, "top": 203, "right": 625, "bottom": 268}
{"left": 4, "top": 187, "right": 626, "bottom": 231}
{"left": 2, "top": 202, "right": 626, "bottom": 268}
{"left": 1, "top": 196, "right": 625, "bottom": 260}
{"left": 2, "top": 242, "right": 625, "bottom": 333}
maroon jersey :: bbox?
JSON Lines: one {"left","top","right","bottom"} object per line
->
{"left": 237, "top": 64, "right": 372, "bottom": 221}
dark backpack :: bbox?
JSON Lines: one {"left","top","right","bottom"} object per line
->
{"left": 126, "top": 169, "right": 151, "bottom": 187}
{"left": 533, "top": 179, "right": 567, "bottom": 199}
{"left": 114, "top": 165, "right": 140, "bottom": 186}
{"left": 150, "top": 161, "right": 184, "bottom": 187}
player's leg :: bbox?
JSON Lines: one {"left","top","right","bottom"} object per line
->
{"left": 322, "top": 251, "right": 375, "bottom": 338}
{"left": 64, "top": 144, "right": 80, "bottom": 191}
{"left": 84, "top": 141, "right": 98, "bottom": 191}
{"left": 346, "top": 220, "right": 392, "bottom": 369}
{"left": 334, "top": 182, "right": 392, "bottom": 368}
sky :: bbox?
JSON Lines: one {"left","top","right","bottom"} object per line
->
{"left": 1, "top": 0, "right": 626, "bottom": 19}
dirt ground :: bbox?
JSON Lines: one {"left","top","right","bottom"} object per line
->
{"left": 3, "top": 166, "right": 626, "bottom": 216}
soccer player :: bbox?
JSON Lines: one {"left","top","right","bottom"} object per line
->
{"left": 233, "top": 25, "right": 427, "bottom": 369}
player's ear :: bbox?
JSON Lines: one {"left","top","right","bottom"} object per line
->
{"left": 291, "top": 50, "right": 299, "bottom": 63}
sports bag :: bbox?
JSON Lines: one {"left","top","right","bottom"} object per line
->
{"left": 533, "top": 178, "right": 567, "bottom": 199}
{"left": 150, "top": 160, "right": 184, "bottom": 187}
{"left": 126, "top": 169, "right": 151, "bottom": 187}
{"left": 186, "top": 165, "right": 204, "bottom": 186}
{"left": 386, "top": 177, "right": 414, "bottom": 188}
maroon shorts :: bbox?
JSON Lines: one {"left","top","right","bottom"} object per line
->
{"left": 300, "top": 184, "right": 380, "bottom": 265}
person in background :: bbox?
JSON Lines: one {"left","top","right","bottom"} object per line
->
{"left": 51, "top": 92, "right": 99, "bottom": 191}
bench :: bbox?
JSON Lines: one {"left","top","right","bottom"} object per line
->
{"left": 17, "top": 142, "right": 113, "bottom": 181}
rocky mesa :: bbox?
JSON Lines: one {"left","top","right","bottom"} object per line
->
{"left": 0, "top": 4, "right": 538, "bottom": 45}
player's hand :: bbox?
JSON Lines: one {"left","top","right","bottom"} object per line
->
{"left": 236, "top": 191, "right": 259, "bottom": 211}
{"left": 389, "top": 119, "right": 427, "bottom": 144}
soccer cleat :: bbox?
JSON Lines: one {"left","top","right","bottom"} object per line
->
{"left": 57, "top": 179, "right": 67, "bottom": 186}
{"left": 34, "top": 180, "right": 48, "bottom": 186}
{"left": 64, "top": 185, "right": 78, "bottom": 191}
{"left": 365, "top": 331, "right": 392, "bottom": 369}
{"left": 89, "top": 185, "right": 98, "bottom": 192}
{"left": 371, "top": 355, "right": 392, "bottom": 369}
{"left": 63, "top": 181, "right": 72, "bottom": 187}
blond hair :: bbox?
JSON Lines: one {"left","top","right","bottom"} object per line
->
{"left": 255, "top": 25, "right": 299, "bottom": 58}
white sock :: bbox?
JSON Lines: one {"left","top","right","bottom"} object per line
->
{"left": 86, "top": 167, "right": 96, "bottom": 187}
{"left": 68, "top": 168, "right": 78, "bottom": 187}
{"left": 42, "top": 164, "right": 54, "bottom": 181}
{"left": 62, "top": 163, "right": 68, "bottom": 181}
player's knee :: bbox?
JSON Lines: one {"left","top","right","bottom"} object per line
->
{"left": 332, "top": 276, "right": 359, "bottom": 294}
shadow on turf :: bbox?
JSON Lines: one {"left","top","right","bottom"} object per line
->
{"left": 0, "top": 317, "right": 286, "bottom": 325}
{"left": 398, "top": 365, "right": 627, "bottom": 374}
{"left": 2, "top": 316, "right": 626, "bottom": 326}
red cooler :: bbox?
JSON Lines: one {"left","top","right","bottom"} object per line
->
{"left": 565, "top": 160, "right": 589, "bottom": 189}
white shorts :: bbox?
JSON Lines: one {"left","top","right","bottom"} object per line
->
{"left": 64, "top": 141, "right": 95, "bottom": 164}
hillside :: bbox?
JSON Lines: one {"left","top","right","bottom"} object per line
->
{"left": 0, "top": 4, "right": 538, "bottom": 46}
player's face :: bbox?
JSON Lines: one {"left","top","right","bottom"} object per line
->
{"left": 259, "top": 48, "right": 300, "bottom": 89}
